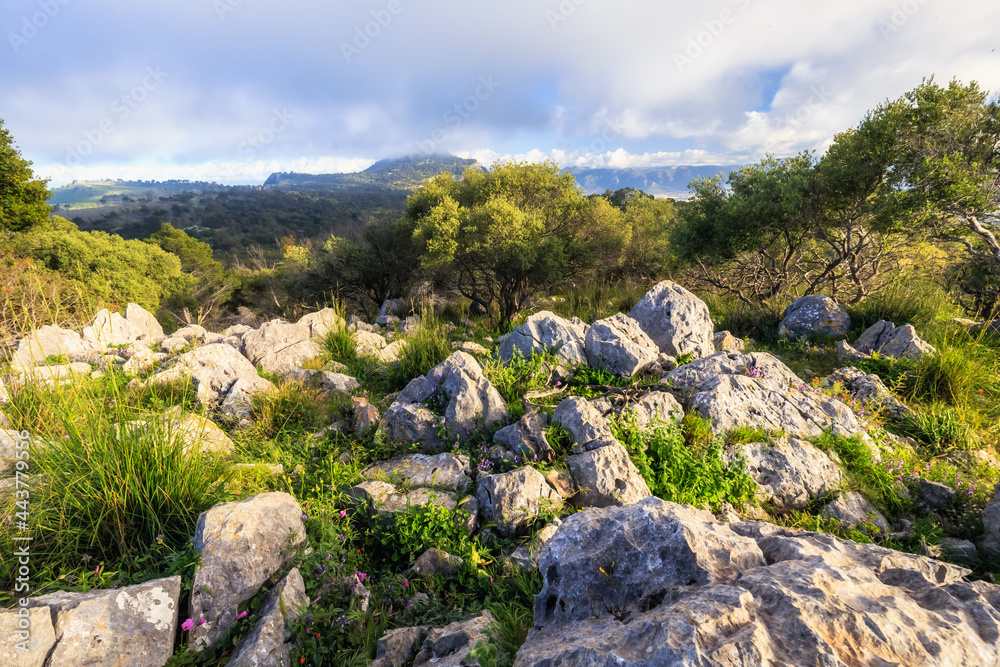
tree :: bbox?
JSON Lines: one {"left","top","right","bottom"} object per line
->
{"left": 407, "top": 161, "right": 627, "bottom": 328}
{"left": 617, "top": 196, "right": 678, "bottom": 280}
{"left": 0, "top": 118, "right": 51, "bottom": 232}
{"left": 146, "top": 222, "right": 234, "bottom": 317}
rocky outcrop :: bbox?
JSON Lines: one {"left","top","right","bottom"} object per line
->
{"left": 820, "top": 491, "right": 890, "bottom": 535}
{"left": 620, "top": 391, "right": 684, "bottom": 429}
{"left": 413, "top": 612, "right": 494, "bottom": 667}
{"left": 663, "top": 350, "right": 802, "bottom": 392}
{"left": 498, "top": 311, "right": 589, "bottom": 366}
{"left": 584, "top": 313, "right": 659, "bottom": 377}
{"left": 552, "top": 396, "right": 615, "bottom": 447}
{"left": 566, "top": 442, "right": 651, "bottom": 508}
{"left": 853, "top": 320, "right": 936, "bottom": 359}
{"left": 515, "top": 498, "right": 1000, "bottom": 666}
{"left": 227, "top": 568, "right": 308, "bottom": 667}
{"left": 17, "top": 576, "right": 180, "bottom": 667}
{"left": 242, "top": 320, "right": 322, "bottom": 375}
{"left": 380, "top": 352, "right": 509, "bottom": 449}
{"left": 362, "top": 453, "right": 472, "bottom": 494}
{"left": 297, "top": 308, "right": 343, "bottom": 339}
{"left": 9, "top": 324, "right": 90, "bottom": 369}
{"left": 346, "top": 480, "right": 478, "bottom": 533}
{"left": 726, "top": 438, "right": 843, "bottom": 510}
{"left": 476, "top": 466, "right": 561, "bottom": 536}
{"left": 778, "top": 294, "right": 851, "bottom": 339}
{"left": 150, "top": 343, "right": 274, "bottom": 414}
{"left": 825, "top": 366, "right": 910, "bottom": 419}
{"left": 189, "top": 493, "right": 306, "bottom": 651}
{"left": 628, "top": 280, "right": 714, "bottom": 359}
{"left": 493, "top": 409, "right": 555, "bottom": 463}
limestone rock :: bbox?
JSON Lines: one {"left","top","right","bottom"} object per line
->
{"left": 346, "top": 480, "right": 478, "bottom": 532}
{"left": 853, "top": 320, "right": 936, "bottom": 360}
{"left": 663, "top": 350, "right": 802, "bottom": 392}
{"left": 172, "top": 413, "right": 235, "bottom": 455}
{"left": 297, "top": 308, "right": 344, "bottom": 339}
{"left": 352, "top": 396, "right": 379, "bottom": 431}
{"left": 413, "top": 612, "right": 494, "bottom": 667}
{"left": 0, "top": 429, "right": 29, "bottom": 477}
{"left": 228, "top": 568, "right": 308, "bottom": 667}
{"left": 980, "top": 483, "right": 1000, "bottom": 558}
{"left": 407, "top": 548, "right": 464, "bottom": 580}
{"left": 498, "top": 311, "right": 589, "bottom": 367}
{"left": 713, "top": 330, "right": 745, "bottom": 352}
{"left": 125, "top": 303, "right": 165, "bottom": 344}
{"left": 917, "top": 478, "right": 955, "bottom": 508}
{"left": 727, "top": 438, "right": 843, "bottom": 510}
{"left": 820, "top": 491, "right": 890, "bottom": 535}
{"left": 836, "top": 339, "right": 870, "bottom": 362}
{"left": 825, "top": 366, "right": 910, "bottom": 419}
{"left": 354, "top": 330, "right": 388, "bottom": 357}
{"left": 477, "top": 466, "right": 561, "bottom": 536}
{"left": 9, "top": 324, "right": 90, "bottom": 369}
{"left": 82, "top": 308, "right": 145, "bottom": 350}
{"left": 220, "top": 375, "right": 275, "bottom": 418}
{"left": 26, "top": 576, "right": 180, "bottom": 667}
{"left": 584, "top": 313, "right": 659, "bottom": 377}
{"left": 492, "top": 409, "right": 555, "bottom": 463}
{"left": 372, "top": 626, "right": 427, "bottom": 667}
{"left": 566, "top": 440, "right": 651, "bottom": 508}
{"left": 173, "top": 324, "right": 209, "bottom": 340}
{"left": 0, "top": 605, "right": 56, "bottom": 666}
{"left": 621, "top": 391, "right": 684, "bottom": 429}
{"left": 451, "top": 340, "right": 489, "bottom": 356}
{"left": 628, "top": 280, "right": 714, "bottom": 359}
{"left": 778, "top": 294, "right": 851, "bottom": 339}
{"left": 189, "top": 493, "right": 306, "bottom": 651}
{"left": 242, "top": 320, "right": 322, "bottom": 375}
{"left": 282, "top": 369, "right": 359, "bottom": 394}
{"left": 507, "top": 521, "right": 561, "bottom": 573}
{"left": 363, "top": 453, "right": 472, "bottom": 493}
{"left": 552, "top": 396, "right": 614, "bottom": 448}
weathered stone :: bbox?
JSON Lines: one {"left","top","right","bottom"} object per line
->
{"left": 663, "top": 350, "right": 802, "bottom": 392}
{"left": 346, "top": 480, "right": 476, "bottom": 529}
{"left": 13, "top": 362, "right": 93, "bottom": 386}
{"left": 159, "top": 336, "right": 188, "bottom": 353}
{"left": 413, "top": 612, "right": 494, "bottom": 667}
{"left": 628, "top": 280, "right": 714, "bottom": 359}
{"left": 544, "top": 468, "right": 576, "bottom": 499}
{"left": 726, "top": 438, "right": 843, "bottom": 510}
{"left": 820, "top": 491, "right": 890, "bottom": 535}
{"left": 825, "top": 366, "right": 910, "bottom": 420}
{"left": 493, "top": 409, "right": 555, "bottom": 463}
{"left": 363, "top": 453, "right": 472, "bottom": 493}
{"left": 125, "top": 303, "right": 165, "bottom": 344}
{"left": 352, "top": 396, "right": 379, "bottom": 431}
{"left": 451, "top": 340, "right": 489, "bottom": 356}
{"left": 220, "top": 375, "right": 275, "bottom": 418}
{"left": 566, "top": 441, "right": 651, "bottom": 508}
{"left": 407, "top": 548, "right": 465, "bottom": 580}
{"left": 282, "top": 369, "right": 359, "bottom": 394}
{"left": 25, "top": 576, "right": 180, "bottom": 667}
{"left": 713, "top": 330, "right": 745, "bottom": 352}
{"left": 498, "top": 311, "right": 589, "bottom": 366}
{"left": 150, "top": 343, "right": 269, "bottom": 411}
{"left": 82, "top": 308, "right": 145, "bottom": 350}
{"left": 836, "top": 339, "right": 870, "bottom": 362}
{"left": 477, "top": 466, "right": 561, "bottom": 537}
{"left": 223, "top": 323, "right": 254, "bottom": 338}
{"left": 189, "top": 493, "right": 306, "bottom": 651}
{"left": 378, "top": 339, "right": 408, "bottom": 363}
{"left": 853, "top": 320, "right": 936, "bottom": 360}
{"left": 946, "top": 448, "right": 1000, "bottom": 473}
{"left": 778, "top": 294, "right": 851, "bottom": 339}
{"left": 688, "top": 373, "right": 865, "bottom": 440}
{"left": 928, "top": 538, "right": 979, "bottom": 569}
{"left": 354, "top": 330, "right": 388, "bottom": 357}
{"left": 172, "top": 413, "right": 235, "bottom": 455}
{"left": 621, "top": 391, "right": 684, "bottom": 429}
{"left": 243, "top": 320, "right": 322, "bottom": 375}
{"left": 297, "top": 308, "right": 344, "bottom": 339}
{"left": 173, "top": 324, "right": 209, "bottom": 340}
{"left": 507, "top": 521, "right": 562, "bottom": 573}
{"left": 585, "top": 313, "right": 659, "bottom": 377}
{"left": 372, "top": 626, "right": 427, "bottom": 667}
{"left": 227, "top": 568, "right": 308, "bottom": 667}
{"left": 9, "top": 324, "right": 90, "bottom": 369}
{"left": 552, "top": 396, "right": 614, "bottom": 447}
{"left": 0, "top": 429, "right": 29, "bottom": 477}
{"left": 0, "top": 605, "right": 56, "bottom": 666}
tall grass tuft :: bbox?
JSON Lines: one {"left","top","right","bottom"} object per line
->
{"left": 548, "top": 282, "right": 647, "bottom": 324}
{"left": 386, "top": 307, "right": 452, "bottom": 390}
{"left": 844, "top": 279, "right": 954, "bottom": 335}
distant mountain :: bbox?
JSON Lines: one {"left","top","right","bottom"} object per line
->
{"left": 264, "top": 155, "right": 481, "bottom": 191}
{"left": 48, "top": 179, "right": 235, "bottom": 209}
{"left": 569, "top": 165, "right": 744, "bottom": 198}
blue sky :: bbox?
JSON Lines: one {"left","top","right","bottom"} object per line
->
{"left": 2, "top": 0, "right": 998, "bottom": 186}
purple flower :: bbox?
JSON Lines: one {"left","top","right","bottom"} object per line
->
{"left": 181, "top": 618, "right": 195, "bottom": 632}
{"left": 300, "top": 514, "right": 308, "bottom": 520}
{"left": 339, "top": 510, "right": 347, "bottom": 519}
{"left": 236, "top": 610, "right": 248, "bottom": 620}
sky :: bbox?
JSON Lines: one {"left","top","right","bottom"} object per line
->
{"left": 2, "top": 0, "right": 998, "bottom": 187}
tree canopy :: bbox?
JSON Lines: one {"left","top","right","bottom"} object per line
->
{"left": 0, "top": 118, "right": 51, "bottom": 232}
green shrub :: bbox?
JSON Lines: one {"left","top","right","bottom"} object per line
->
{"left": 481, "top": 350, "right": 554, "bottom": 418}
{"left": 844, "top": 279, "right": 952, "bottom": 335}
{"left": 813, "top": 431, "right": 909, "bottom": 515}
{"left": 899, "top": 404, "right": 977, "bottom": 453}
{"left": 385, "top": 309, "right": 452, "bottom": 390}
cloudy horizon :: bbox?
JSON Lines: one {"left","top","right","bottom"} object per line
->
{"left": 3, "top": 0, "right": 998, "bottom": 187}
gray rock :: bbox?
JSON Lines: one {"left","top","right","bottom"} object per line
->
{"left": 13, "top": 362, "right": 93, "bottom": 387}
{"left": 727, "top": 438, "right": 843, "bottom": 510}
{"left": 663, "top": 350, "right": 802, "bottom": 392}
{"left": 778, "top": 294, "right": 851, "bottom": 339}
{"left": 476, "top": 466, "right": 561, "bottom": 537}
{"left": 928, "top": 538, "right": 979, "bottom": 569}
{"left": 354, "top": 330, "right": 388, "bottom": 356}
{"left": 24, "top": 576, "right": 180, "bottom": 667}
{"left": 413, "top": 612, "right": 494, "bottom": 667}
{"left": 220, "top": 375, "right": 275, "bottom": 418}
{"left": 189, "top": 493, "right": 306, "bottom": 651}
{"left": 836, "top": 339, "right": 870, "bottom": 362}
{"left": 173, "top": 324, "right": 209, "bottom": 340}
{"left": 628, "top": 280, "right": 714, "bottom": 359}
{"left": 159, "top": 336, "right": 188, "bottom": 353}
{"left": 853, "top": 320, "right": 936, "bottom": 360}
{"left": 0, "top": 429, "right": 29, "bottom": 477}
{"left": 498, "top": 311, "right": 589, "bottom": 367}
{"left": 297, "top": 308, "right": 344, "bottom": 339}
{"left": 552, "top": 396, "right": 615, "bottom": 447}
{"left": 228, "top": 568, "right": 309, "bottom": 667}
{"left": 451, "top": 340, "right": 489, "bottom": 356}
{"left": 946, "top": 448, "right": 1000, "bottom": 472}
{"left": 223, "top": 323, "right": 254, "bottom": 338}
{"left": 243, "top": 320, "right": 323, "bottom": 375}
{"left": 980, "top": 483, "right": 1000, "bottom": 558}
{"left": 407, "top": 548, "right": 465, "bottom": 580}
{"left": 363, "top": 453, "right": 472, "bottom": 493}
{"left": 151, "top": 343, "right": 274, "bottom": 412}
{"left": 585, "top": 313, "right": 659, "bottom": 377}
{"left": 820, "top": 491, "right": 890, "bottom": 535}
{"left": 0, "top": 605, "right": 56, "bottom": 665}
{"left": 281, "top": 369, "right": 359, "bottom": 394}
{"left": 493, "top": 409, "right": 555, "bottom": 463}
{"left": 507, "top": 522, "right": 562, "bottom": 573}
{"left": 566, "top": 440, "right": 651, "bottom": 508}
{"left": 125, "top": 303, "right": 166, "bottom": 344}
{"left": 82, "top": 308, "right": 146, "bottom": 350}
{"left": 825, "top": 366, "right": 910, "bottom": 420}
{"left": 9, "top": 324, "right": 90, "bottom": 369}
{"left": 372, "top": 626, "right": 428, "bottom": 667}
{"left": 380, "top": 352, "right": 509, "bottom": 449}
{"left": 621, "top": 391, "right": 684, "bottom": 428}
{"left": 688, "top": 373, "right": 865, "bottom": 440}
{"left": 917, "top": 478, "right": 955, "bottom": 508}
{"left": 379, "top": 298, "right": 407, "bottom": 319}
{"left": 713, "top": 330, "right": 745, "bottom": 352}
{"left": 346, "top": 480, "right": 478, "bottom": 532}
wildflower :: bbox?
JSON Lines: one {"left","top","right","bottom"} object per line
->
{"left": 198, "top": 617, "right": 206, "bottom": 626}
{"left": 301, "top": 514, "right": 308, "bottom": 520}
{"left": 181, "top": 618, "right": 195, "bottom": 632}
{"left": 236, "top": 610, "right": 248, "bottom": 620}
{"left": 403, "top": 578, "right": 409, "bottom": 587}
{"left": 81, "top": 555, "right": 91, "bottom": 564}
{"left": 339, "top": 510, "right": 347, "bottom": 519}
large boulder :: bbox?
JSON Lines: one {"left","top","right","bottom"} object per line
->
{"left": 498, "top": 311, "right": 589, "bottom": 366}
{"left": 663, "top": 350, "right": 802, "bottom": 392}
{"left": 189, "top": 493, "right": 306, "bottom": 651}
{"left": 853, "top": 320, "right": 936, "bottom": 360}
{"left": 515, "top": 498, "right": 1000, "bottom": 666}
{"left": 17, "top": 576, "right": 180, "bottom": 667}
{"left": 82, "top": 308, "right": 147, "bottom": 351}
{"left": 125, "top": 303, "right": 166, "bottom": 344}
{"left": 628, "top": 281, "right": 714, "bottom": 359}
{"left": 363, "top": 453, "right": 472, "bottom": 494}
{"left": 150, "top": 343, "right": 274, "bottom": 412}
{"left": 584, "top": 313, "right": 659, "bottom": 377}
{"left": 552, "top": 396, "right": 615, "bottom": 448}
{"left": 566, "top": 441, "right": 651, "bottom": 508}
{"left": 380, "top": 352, "right": 509, "bottom": 450}
{"left": 9, "top": 324, "right": 90, "bottom": 369}
{"left": 726, "top": 438, "right": 843, "bottom": 510}
{"left": 620, "top": 391, "right": 684, "bottom": 429}
{"left": 778, "top": 294, "right": 851, "bottom": 339}
{"left": 476, "top": 466, "right": 561, "bottom": 536}
{"left": 227, "top": 568, "right": 309, "bottom": 667}
{"left": 242, "top": 320, "right": 322, "bottom": 375}
{"left": 297, "top": 307, "right": 344, "bottom": 339}
{"left": 493, "top": 409, "right": 555, "bottom": 463}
